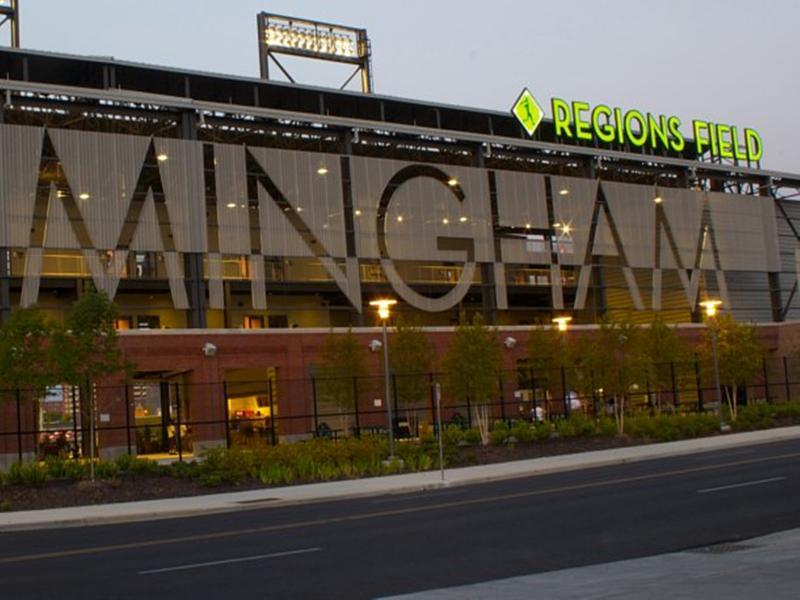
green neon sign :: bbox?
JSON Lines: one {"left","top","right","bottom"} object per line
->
{"left": 512, "top": 90, "right": 763, "bottom": 162}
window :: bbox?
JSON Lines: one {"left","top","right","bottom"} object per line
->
{"left": 243, "top": 315, "right": 265, "bottom": 329}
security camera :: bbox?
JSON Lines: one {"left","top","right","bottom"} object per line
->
{"left": 503, "top": 336, "right": 517, "bottom": 349}
{"left": 369, "top": 339, "right": 383, "bottom": 353}
{"left": 202, "top": 342, "right": 217, "bottom": 357}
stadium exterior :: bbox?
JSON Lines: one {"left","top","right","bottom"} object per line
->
{"left": 1, "top": 46, "right": 800, "bottom": 461}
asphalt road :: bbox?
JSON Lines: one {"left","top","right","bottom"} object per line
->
{"left": 1, "top": 438, "right": 800, "bottom": 599}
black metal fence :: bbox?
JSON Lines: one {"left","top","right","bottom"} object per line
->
{"left": 3, "top": 355, "right": 800, "bottom": 463}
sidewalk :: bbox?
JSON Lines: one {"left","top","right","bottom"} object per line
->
{"left": 1, "top": 426, "right": 799, "bottom": 531}
{"left": 385, "top": 527, "right": 800, "bottom": 599}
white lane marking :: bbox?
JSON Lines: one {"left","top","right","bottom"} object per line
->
{"left": 697, "top": 477, "right": 786, "bottom": 494}
{"left": 139, "top": 547, "right": 321, "bottom": 575}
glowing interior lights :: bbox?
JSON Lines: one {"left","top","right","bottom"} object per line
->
{"left": 317, "top": 166, "right": 329, "bottom": 175}
{"left": 354, "top": 209, "right": 362, "bottom": 216}
{"left": 156, "top": 153, "right": 168, "bottom": 162}
{"left": 552, "top": 315, "right": 573, "bottom": 332}
{"left": 442, "top": 218, "right": 449, "bottom": 225}
{"left": 226, "top": 202, "right": 237, "bottom": 208}
{"left": 459, "top": 216, "right": 468, "bottom": 223}
{"left": 654, "top": 195, "right": 663, "bottom": 204}
{"left": 78, "top": 193, "right": 90, "bottom": 200}
{"left": 447, "top": 177, "right": 458, "bottom": 187}
{"left": 558, "top": 188, "right": 569, "bottom": 196}
{"left": 397, "top": 215, "right": 404, "bottom": 223}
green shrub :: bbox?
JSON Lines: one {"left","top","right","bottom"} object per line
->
{"left": 555, "top": 418, "right": 576, "bottom": 438}
{"left": 510, "top": 420, "right": 534, "bottom": 443}
{"left": 463, "top": 428, "right": 482, "bottom": 445}
{"left": 489, "top": 421, "right": 510, "bottom": 446}
{"left": 62, "top": 459, "right": 87, "bottom": 481}
{"left": 94, "top": 460, "right": 119, "bottom": 480}
{"left": 534, "top": 422, "right": 552, "bottom": 441}
{"left": 442, "top": 424, "right": 464, "bottom": 448}
{"left": 597, "top": 417, "right": 617, "bottom": 437}
{"left": 7, "top": 461, "right": 48, "bottom": 486}
{"left": 568, "top": 414, "right": 596, "bottom": 437}
{"left": 44, "top": 456, "right": 67, "bottom": 479}
{"left": 0, "top": 498, "right": 10, "bottom": 511}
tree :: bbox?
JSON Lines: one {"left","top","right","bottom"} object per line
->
{"left": 443, "top": 313, "right": 502, "bottom": 445}
{"left": 52, "top": 289, "right": 128, "bottom": 476}
{"left": 639, "top": 316, "right": 691, "bottom": 413}
{"left": 389, "top": 317, "right": 433, "bottom": 411}
{"left": 316, "top": 328, "right": 367, "bottom": 433}
{"left": 0, "top": 306, "right": 58, "bottom": 402}
{"left": 699, "top": 314, "right": 764, "bottom": 421}
{"left": 582, "top": 315, "right": 649, "bottom": 434}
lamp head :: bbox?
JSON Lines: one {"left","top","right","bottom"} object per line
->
{"left": 699, "top": 299, "right": 722, "bottom": 318}
{"left": 552, "top": 316, "right": 572, "bottom": 332}
{"left": 369, "top": 298, "right": 397, "bottom": 320}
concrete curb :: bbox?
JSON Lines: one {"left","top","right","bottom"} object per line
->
{"left": 2, "top": 426, "right": 799, "bottom": 531}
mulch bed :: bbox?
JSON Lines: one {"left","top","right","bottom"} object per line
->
{"left": 0, "top": 435, "right": 688, "bottom": 513}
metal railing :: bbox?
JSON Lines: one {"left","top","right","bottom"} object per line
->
{"left": 2, "top": 356, "right": 800, "bottom": 463}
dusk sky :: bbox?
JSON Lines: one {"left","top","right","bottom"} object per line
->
{"left": 12, "top": 0, "right": 799, "bottom": 173}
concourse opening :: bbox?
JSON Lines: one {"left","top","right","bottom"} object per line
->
{"left": 132, "top": 372, "right": 192, "bottom": 458}
{"left": 224, "top": 367, "right": 278, "bottom": 447}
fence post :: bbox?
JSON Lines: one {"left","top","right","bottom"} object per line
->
{"left": 784, "top": 357, "right": 791, "bottom": 402}
{"left": 311, "top": 376, "right": 319, "bottom": 432}
{"left": 125, "top": 383, "right": 132, "bottom": 456}
{"left": 222, "top": 381, "right": 231, "bottom": 449}
{"left": 392, "top": 373, "right": 399, "bottom": 428}
{"left": 590, "top": 369, "right": 597, "bottom": 420}
{"left": 528, "top": 368, "right": 537, "bottom": 423}
{"left": 428, "top": 373, "right": 436, "bottom": 427}
{"left": 561, "top": 365, "right": 570, "bottom": 418}
{"left": 498, "top": 376, "right": 506, "bottom": 421}
{"left": 466, "top": 397, "right": 472, "bottom": 428}
{"left": 174, "top": 383, "right": 183, "bottom": 462}
{"left": 15, "top": 388, "right": 22, "bottom": 462}
{"left": 670, "top": 361, "right": 679, "bottom": 409}
{"left": 694, "top": 357, "right": 704, "bottom": 412}
{"left": 762, "top": 358, "right": 770, "bottom": 403}
{"left": 352, "top": 376, "right": 360, "bottom": 438}
{"left": 71, "top": 385, "right": 80, "bottom": 459}
{"left": 268, "top": 379, "right": 277, "bottom": 446}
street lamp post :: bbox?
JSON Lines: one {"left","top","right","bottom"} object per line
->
{"left": 552, "top": 316, "right": 573, "bottom": 418}
{"left": 369, "top": 298, "right": 398, "bottom": 460}
{"left": 700, "top": 299, "right": 726, "bottom": 432}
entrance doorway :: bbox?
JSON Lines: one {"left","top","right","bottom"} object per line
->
{"left": 224, "top": 367, "right": 278, "bottom": 447}
{"left": 132, "top": 373, "right": 191, "bottom": 457}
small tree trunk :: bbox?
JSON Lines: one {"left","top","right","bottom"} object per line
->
{"left": 474, "top": 402, "right": 490, "bottom": 445}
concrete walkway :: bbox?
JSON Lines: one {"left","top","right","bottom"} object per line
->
{"left": 1, "top": 426, "right": 799, "bottom": 531}
{"left": 384, "top": 527, "right": 800, "bottom": 599}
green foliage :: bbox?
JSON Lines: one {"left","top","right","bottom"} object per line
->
{"left": 94, "top": 460, "right": 119, "bottom": 480}
{"left": 640, "top": 316, "right": 691, "bottom": 394}
{"left": 489, "top": 421, "right": 510, "bottom": 445}
{"left": 463, "top": 428, "right": 482, "bottom": 445}
{"left": 316, "top": 329, "right": 368, "bottom": 414}
{"left": 7, "top": 461, "right": 48, "bottom": 486}
{"left": 735, "top": 402, "right": 800, "bottom": 431}
{"left": 580, "top": 315, "right": 650, "bottom": 434}
{"left": 52, "top": 288, "right": 128, "bottom": 386}
{"left": 699, "top": 314, "right": 764, "bottom": 421}
{"left": 625, "top": 413, "right": 719, "bottom": 441}
{"left": 533, "top": 422, "right": 552, "bottom": 441}
{"left": 597, "top": 417, "right": 618, "bottom": 437}
{"left": 443, "top": 313, "right": 502, "bottom": 406}
{"left": 114, "top": 454, "right": 162, "bottom": 476}
{"left": 443, "top": 314, "right": 502, "bottom": 445}
{"left": 510, "top": 420, "right": 534, "bottom": 443}
{"left": 390, "top": 317, "right": 434, "bottom": 408}
{"left": 0, "top": 306, "right": 58, "bottom": 401}
{"left": 0, "top": 498, "right": 10, "bottom": 512}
